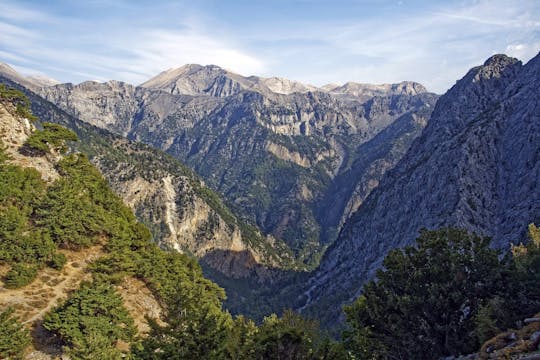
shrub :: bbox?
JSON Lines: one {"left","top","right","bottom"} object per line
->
{"left": 344, "top": 228, "right": 504, "bottom": 359}
{"left": 4, "top": 263, "right": 39, "bottom": 288}
{"left": 43, "top": 280, "right": 136, "bottom": 360}
{"left": 48, "top": 252, "right": 67, "bottom": 270}
{"left": 0, "top": 84, "right": 37, "bottom": 121}
{"left": 22, "top": 122, "right": 78, "bottom": 156}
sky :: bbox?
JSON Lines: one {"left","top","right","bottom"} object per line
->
{"left": 0, "top": 0, "right": 539, "bottom": 93}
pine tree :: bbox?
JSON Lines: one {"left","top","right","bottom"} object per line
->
{"left": 344, "top": 228, "right": 504, "bottom": 359}
{"left": 43, "top": 281, "right": 136, "bottom": 360}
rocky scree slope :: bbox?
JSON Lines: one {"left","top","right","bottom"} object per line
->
{"left": 0, "top": 75, "right": 297, "bottom": 279}
{"left": 301, "top": 53, "right": 540, "bottom": 326}
{"left": 35, "top": 66, "right": 437, "bottom": 262}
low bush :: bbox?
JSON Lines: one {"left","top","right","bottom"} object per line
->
{"left": 4, "top": 263, "right": 39, "bottom": 289}
{"left": 48, "top": 252, "right": 67, "bottom": 270}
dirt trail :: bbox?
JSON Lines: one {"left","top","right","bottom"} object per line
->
{"left": 0, "top": 245, "right": 104, "bottom": 324}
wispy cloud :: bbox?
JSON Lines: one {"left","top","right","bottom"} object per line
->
{"left": 0, "top": 1, "right": 55, "bottom": 23}
{"left": 0, "top": 0, "right": 538, "bottom": 93}
{"left": 0, "top": 1, "right": 265, "bottom": 84}
{"left": 241, "top": 0, "right": 540, "bottom": 92}
{"left": 117, "top": 29, "right": 265, "bottom": 83}
{"left": 505, "top": 42, "right": 540, "bottom": 60}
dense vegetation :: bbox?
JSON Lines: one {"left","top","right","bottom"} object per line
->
{"left": 0, "top": 83, "right": 36, "bottom": 121}
{"left": 0, "top": 308, "right": 30, "bottom": 360}
{"left": 0, "top": 142, "right": 59, "bottom": 286}
{"left": 22, "top": 122, "right": 78, "bottom": 155}
{"left": 43, "top": 281, "right": 136, "bottom": 359}
{"left": 343, "top": 226, "right": 540, "bottom": 359}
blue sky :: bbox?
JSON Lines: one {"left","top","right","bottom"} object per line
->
{"left": 1, "top": 0, "right": 539, "bottom": 93}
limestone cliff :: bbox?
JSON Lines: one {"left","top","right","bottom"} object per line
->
{"left": 301, "top": 53, "right": 540, "bottom": 327}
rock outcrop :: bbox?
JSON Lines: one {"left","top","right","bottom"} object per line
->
{"left": 38, "top": 80, "right": 140, "bottom": 136}
{"left": 0, "top": 102, "right": 59, "bottom": 182}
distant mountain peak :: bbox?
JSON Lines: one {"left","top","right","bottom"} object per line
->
{"left": 0, "top": 62, "right": 18, "bottom": 74}
{"left": 0, "top": 62, "right": 59, "bottom": 89}
{"left": 324, "top": 80, "right": 428, "bottom": 100}
{"left": 258, "top": 76, "right": 319, "bottom": 94}
{"left": 140, "top": 64, "right": 320, "bottom": 97}
{"left": 26, "top": 74, "right": 60, "bottom": 87}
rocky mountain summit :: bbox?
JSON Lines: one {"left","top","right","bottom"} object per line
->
{"left": 32, "top": 64, "right": 438, "bottom": 261}
{"left": 301, "top": 53, "right": 540, "bottom": 325}
{"left": 140, "top": 64, "right": 319, "bottom": 97}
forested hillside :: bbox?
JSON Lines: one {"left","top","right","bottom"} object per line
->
{"left": 0, "top": 85, "right": 346, "bottom": 359}
{"left": 0, "top": 75, "right": 308, "bottom": 316}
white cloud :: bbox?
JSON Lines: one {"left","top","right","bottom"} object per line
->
{"left": 122, "top": 29, "right": 266, "bottom": 83}
{"left": 0, "top": 2, "right": 266, "bottom": 85}
{"left": 0, "top": 0, "right": 538, "bottom": 93}
{"left": 505, "top": 43, "right": 540, "bottom": 60}
{"left": 255, "top": 0, "right": 540, "bottom": 92}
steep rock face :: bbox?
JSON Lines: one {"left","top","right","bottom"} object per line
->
{"left": 38, "top": 80, "right": 140, "bottom": 136}
{"left": 84, "top": 134, "right": 298, "bottom": 279}
{"left": 84, "top": 135, "right": 298, "bottom": 277}
{"left": 155, "top": 90, "right": 436, "bottom": 255}
{"left": 302, "top": 54, "right": 540, "bottom": 325}
{"left": 93, "top": 148, "right": 245, "bottom": 258}
{"left": 35, "top": 66, "right": 437, "bottom": 259}
{"left": 0, "top": 102, "right": 59, "bottom": 182}
{"left": 317, "top": 108, "right": 432, "bottom": 235}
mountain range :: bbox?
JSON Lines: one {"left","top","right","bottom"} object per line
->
{"left": 31, "top": 63, "right": 437, "bottom": 265}
{"left": 1, "top": 53, "right": 538, "bottom": 330}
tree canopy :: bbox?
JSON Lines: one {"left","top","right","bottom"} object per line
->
{"left": 343, "top": 227, "right": 540, "bottom": 359}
